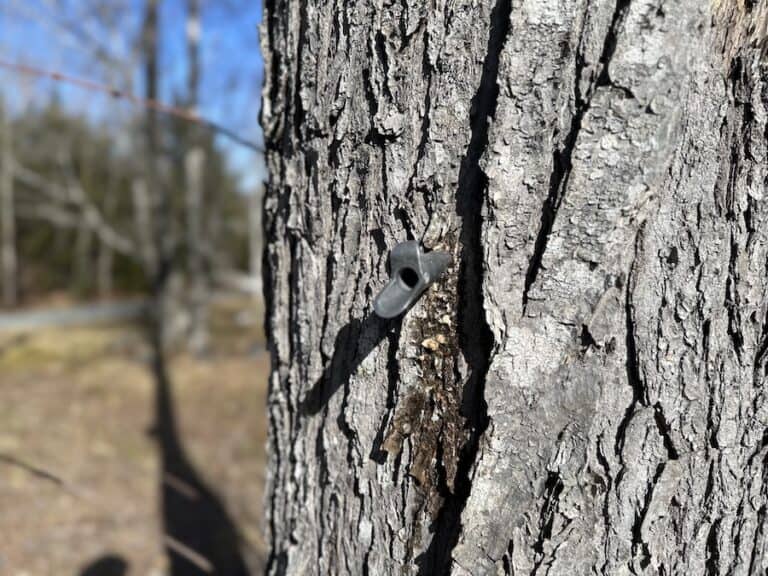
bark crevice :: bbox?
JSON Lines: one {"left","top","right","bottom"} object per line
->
{"left": 417, "top": 0, "right": 510, "bottom": 571}
{"left": 615, "top": 227, "right": 645, "bottom": 458}
{"left": 522, "top": 0, "right": 632, "bottom": 310}
{"left": 531, "top": 471, "right": 566, "bottom": 575}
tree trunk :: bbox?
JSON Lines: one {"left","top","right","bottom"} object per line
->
{"left": 185, "top": 0, "right": 210, "bottom": 354}
{"left": 132, "top": 177, "right": 158, "bottom": 275}
{"left": 142, "top": 0, "right": 177, "bottom": 348}
{"left": 185, "top": 147, "right": 208, "bottom": 352}
{"left": 97, "top": 170, "right": 118, "bottom": 298}
{"left": 0, "top": 105, "right": 17, "bottom": 308}
{"left": 73, "top": 216, "right": 94, "bottom": 296}
{"left": 260, "top": 1, "right": 768, "bottom": 574}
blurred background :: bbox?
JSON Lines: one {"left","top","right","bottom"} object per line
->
{"left": 0, "top": 0, "right": 268, "bottom": 573}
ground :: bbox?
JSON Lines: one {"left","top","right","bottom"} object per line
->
{"left": 0, "top": 297, "right": 268, "bottom": 575}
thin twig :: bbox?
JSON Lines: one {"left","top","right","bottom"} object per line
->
{"left": 0, "top": 453, "right": 72, "bottom": 490}
{"left": 164, "top": 535, "right": 215, "bottom": 573}
{"left": 13, "top": 163, "right": 136, "bottom": 255}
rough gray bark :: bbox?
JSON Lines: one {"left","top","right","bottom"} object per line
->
{"left": 260, "top": 1, "right": 768, "bottom": 574}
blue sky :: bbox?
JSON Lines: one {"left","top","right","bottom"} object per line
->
{"left": 0, "top": 0, "right": 266, "bottom": 191}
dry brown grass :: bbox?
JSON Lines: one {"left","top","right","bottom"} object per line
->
{"left": 0, "top": 298, "right": 269, "bottom": 575}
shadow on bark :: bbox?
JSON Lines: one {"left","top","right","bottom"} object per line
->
{"left": 147, "top": 332, "right": 251, "bottom": 575}
{"left": 300, "top": 313, "right": 397, "bottom": 416}
{"left": 79, "top": 554, "right": 128, "bottom": 576}
{"left": 417, "top": 0, "right": 509, "bottom": 571}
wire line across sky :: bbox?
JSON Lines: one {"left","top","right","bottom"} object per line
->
{"left": 0, "top": 58, "right": 264, "bottom": 153}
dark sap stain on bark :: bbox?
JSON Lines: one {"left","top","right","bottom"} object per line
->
{"left": 381, "top": 246, "right": 464, "bottom": 520}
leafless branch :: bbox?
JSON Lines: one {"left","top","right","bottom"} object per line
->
{"left": 13, "top": 164, "right": 136, "bottom": 256}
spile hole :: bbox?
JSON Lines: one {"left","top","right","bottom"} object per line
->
{"left": 398, "top": 267, "right": 419, "bottom": 289}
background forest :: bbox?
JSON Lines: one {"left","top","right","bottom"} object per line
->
{"left": 0, "top": 1, "right": 268, "bottom": 574}
{"left": 1, "top": 0, "right": 265, "bottom": 320}
{"left": 4, "top": 101, "right": 254, "bottom": 306}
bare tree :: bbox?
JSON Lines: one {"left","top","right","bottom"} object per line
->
{"left": 140, "top": 0, "right": 183, "bottom": 350}
{"left": 261, "top": 1, "right": 768, "bottom": 574}
{"left": 129, "top": 177, "right": 157, "bottom": 274}
{"left": 142, "top": 0, "right": 161, "bottom": 281}
{"left": 0, "top": 103, "right": 17, "bottom": 307}
{"left": 185, "top": 0, "right": 210, "bottom": 354}
{"left": 96, "top": 164, "right": 119, "bottom": 297}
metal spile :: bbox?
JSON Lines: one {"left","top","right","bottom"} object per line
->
{"left": 373, "top": 241, "right": 451, "bottom": 319}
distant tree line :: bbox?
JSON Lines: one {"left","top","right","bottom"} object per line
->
{"left": 0, "top": 0, "right": 263, "bottom": 353}
{"left": 1, "top": 99, "right": 252, "bottom": 304}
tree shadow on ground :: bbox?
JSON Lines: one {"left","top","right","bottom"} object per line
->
{"left": 78, "top": 554, "right": 128, "bottom": 576}
{"left": 148, "top": 335, "right": 251, "bottom": 575}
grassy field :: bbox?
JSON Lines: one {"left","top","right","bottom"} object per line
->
{"left": 0, "top": 297, "right": 269, "bottom": 575}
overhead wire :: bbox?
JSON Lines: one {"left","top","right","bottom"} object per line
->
{"left": 0, "top": 58, "right": 265, "bottom": 153}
